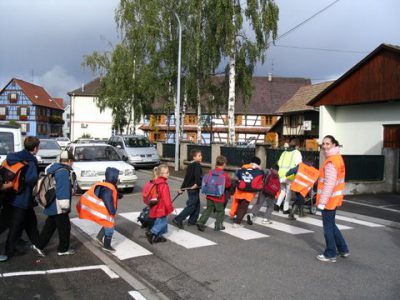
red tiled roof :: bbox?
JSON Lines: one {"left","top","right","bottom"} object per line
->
{"left": 68, "top": 77, "right": 101, "bottom": 96}
{"left": 52, "top": 97, "right": 65, "bottom": 110}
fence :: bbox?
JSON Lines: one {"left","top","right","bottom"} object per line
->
{"left": 187, "top": 144, "right": 212, "bottom": 163}
{"left": 220, "top": 146, "right": 256, "bottom": 167}
{"left": 266, "top": 149, "right": 320, "bottom": 168}
{"left": 162, "top": 143, "right": 176, "bottom": 159}
{"left": 343, "top": 155, "right": 384, "bottom": 181}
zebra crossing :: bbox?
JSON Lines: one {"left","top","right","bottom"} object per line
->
{"left": 71, "top": 209, "right": 384, "bottom": 261}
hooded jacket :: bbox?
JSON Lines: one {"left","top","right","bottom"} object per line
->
{"left": 43, "top": 163, "right": 73, "bottom": 216}
{"left": 94, "top": 167, "right": 120, "bottom": 215}
{"left": 6, "top": 149, "right": 39, "bottom": 209}
{"left": 149, "top": 176, "right": 173, "bottom": 218}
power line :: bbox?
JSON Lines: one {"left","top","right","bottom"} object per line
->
{"left": 273, "top": 44, "right": 367, "bottom": 54}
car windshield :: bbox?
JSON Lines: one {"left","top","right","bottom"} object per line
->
{"left": 123, "top": 137, "right": 151, "bottom": 148}
{"left": 74, "top": 146, "right": 121, "bottom": 161}
{"left": 0, "top": 132, "right": 14, "bottom": 155}
{"left": 56, "top": 138, "right": 69, "bottom": 141}
{"left": 40, "top": 140, "right": 61, "bottom": 150}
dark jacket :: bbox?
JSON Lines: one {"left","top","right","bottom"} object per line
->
{"left": 181, "top": 161, "right": 202, "bottom": 189}
{"left": 94, "top": 167, "right": 120, "bottom": 215}
{"left": 43, "top": 163, "right": 73, "bottom": 216}
{"left": 149, "top": 176, "right": 173, "bottom": 218}
{"left": 6, "top": 150, "right": 39, "bottom": 209}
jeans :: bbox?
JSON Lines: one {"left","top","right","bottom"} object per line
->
{"left": 38, "top": 214, "right": 71, "bottom": 252}
{"left": 174, "top": 190, "right": 200, "bottom": 224}
{"left": 151, "top": 217, "right": 168, "bottom": 236}
{"left": 104, "top": 227, "right": 114, "bottom": 237}
{"left": 322, "top": 209, "right": 349, "bottom": 258}
{"left": 251, "top": 193, "right": 274, "bottom": 220}
{"left": 198, "top": 200, "right": 225, "bottom": 227}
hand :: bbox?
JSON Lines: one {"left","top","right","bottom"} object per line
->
{"left": 178, "top": 190, "right": 184, "bottom": 195}
{"left": 317, "top": 204, "right": 325, "bottom": 210}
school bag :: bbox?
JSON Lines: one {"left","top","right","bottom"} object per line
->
{"left": 236, "top": 167, "right": 265, "bottom": 192}
{"left": 263, "top": 170, "right": 281, "bottom": 197}
{"left": 137, "top": 206, "right": 155, "bottom": 229}
{"left": 0, "top": 160, "right": 27, "bottom": 194}
{"left": 201, "top": 170, "right": 226, "bottom": 198}
{"left": 33, "top": 173, "right": 57, "bottom": 208}
{"left": 142, "top": 180, "right": 159, "bottom": 206}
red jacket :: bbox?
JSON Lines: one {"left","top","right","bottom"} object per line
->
{"left": 149, "top": 177, "right": 174, "bottom": 218}
{"left": 206, "top": 167, "right": 232, "bottom": 203}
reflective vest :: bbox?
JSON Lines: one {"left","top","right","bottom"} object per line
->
{"left": 76, "top": 182, "right": 118, "bottom": 228}
{"left": 0, "top": 160, "right": 26, "bottom": 193}
{"left": 278, "top": 150, "right": 300, "bottom": 181}
{"left": 316, "top": 155, "right": 346, "bottom": 210}
{"left": 291, "top": 163, "right": 319, "bottom": 198}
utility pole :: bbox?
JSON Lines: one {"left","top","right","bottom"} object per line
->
{"left": 174, "top": 12, "right": 182, "bottom": 171}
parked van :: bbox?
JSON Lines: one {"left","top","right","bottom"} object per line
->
{"left": 0, "top": 124, "right": 23, "bottom": 164}
{"left": 108, "top": 135, "right": 160, "bottom": 168}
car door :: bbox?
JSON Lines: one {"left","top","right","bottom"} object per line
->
{"left": 115, "top": 137, "right": 126, "bottom": 158}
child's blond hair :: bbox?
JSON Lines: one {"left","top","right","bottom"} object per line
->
{"left": 152, "top": 164, "right": 169, "bottom": 180}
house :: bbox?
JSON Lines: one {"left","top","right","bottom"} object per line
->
{"left": 308, "top": 43, "right": 400, "bottom": 193}
{"left": 68, "top": 78, "right": 113, "bottom": 141}
{"left": 62, "top": 104, "right": 71, "bottom": 138}
{"left": 0, "top": 78, "right": 64, "bottom": 137}
{"left": 271, "top": 81, "right": 333, "bottom": 150}
{"left": 140, "top": 76, "right": 311, "bottom": 144}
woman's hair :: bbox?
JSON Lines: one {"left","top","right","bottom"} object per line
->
{"left": 323, "top": 135, "right": 340, "bottom": 147}
{"left": 152, "top": 164, "right": 169, "bottom": 179}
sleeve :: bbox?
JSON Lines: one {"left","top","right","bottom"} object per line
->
{"left": 318, "top": 162, "right": 337, "bottom": 206}
{"left": 100, "top": 188, "right": 116, "bottom": 215}
{"left": 24, "top": 161, "right": 39, "bottom": 188}
{"left": 294, "top": 150, "right": 303, "bottom": 165}
{"left": 286, "top": 165, "right": 299, "bottom": 177}
{"left": 224, "top": 173, "right": 232, "bottom": 189}
{"left": 194, "top": 164, "right": 202, "bottom": 186}
{"left": 55, "top": 169, "right": 72, "bottom": 211}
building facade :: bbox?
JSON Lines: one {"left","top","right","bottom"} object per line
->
{"left": 62, "top": 104, "right": 71, "bottom": 138}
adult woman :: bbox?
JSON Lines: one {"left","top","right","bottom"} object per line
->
{"left": 316, "top": 135, "right": 349, "bottom": 262}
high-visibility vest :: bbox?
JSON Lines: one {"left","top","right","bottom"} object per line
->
{"left": 0, "top": 160, "right": 27, "bottom": 193}
{"left": 278, "top": 150, "right": 300, "bottom": 180}
{"left": 316, "top": 155, "right": 346, "bottom": 210}
{"left": 291, "top": 163, "right": 319, "bottom": 197}
{"left": 76, "top": 182, "right": 118, "bottom": 228}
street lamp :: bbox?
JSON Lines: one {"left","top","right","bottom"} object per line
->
{"left": 174, "top": 12, "right": 182, "bottom": 171}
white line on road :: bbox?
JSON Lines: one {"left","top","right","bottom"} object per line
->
{"left": 71, "top": 218, "right": 153, "bottom": 259}
{"left": 120, "top": 212, "right": 217, "bottom": 249}
{"left": 316, "top": 212, "right": 385, "bottom": 227}
{"left": 129, "top": 290, "right": 148, "bottom": 300}
{"left": 343, "top": 199, "right": 400, "bottom": 213}
{"left": 0, "top": 265, "right": 119, "bottom": 279}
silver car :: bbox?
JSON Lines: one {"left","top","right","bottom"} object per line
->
{"left": 108, "top": 135, "right": 160, "bottom": 168}
{"left": 38, "top": 139, "right": 62, "bottom": 168}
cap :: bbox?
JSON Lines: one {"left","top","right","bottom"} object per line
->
{"left": 59, "top": 150, "right": 75, "bottom": 161}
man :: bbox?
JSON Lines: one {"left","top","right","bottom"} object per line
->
{"left": 276, "top": 141, "right": 302, "bottom": 214}
{"left": 3, "top": 136, "right": 43, "bottom": 261}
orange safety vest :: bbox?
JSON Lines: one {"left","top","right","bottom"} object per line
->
{"left": 76, "top": 182, "right": 118, "bottom": 228}
{"left": 0, "top": 160, "right": 26, "bottom": 193}
{"left": 316, "top": 155, "right": 346, "bottom": 210}
{"left": 291, "top": 163, "right": 320, "bottom": 198}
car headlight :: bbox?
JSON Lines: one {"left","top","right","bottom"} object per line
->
{"left": 125, "top": 169, "right": 135, "bottom": 176}
{"left": 81, "top": 170, "right": 97, "bottom": 177}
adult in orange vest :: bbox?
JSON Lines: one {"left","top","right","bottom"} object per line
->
{"left": 316, "top": 135, "right": 349, "bottom": 263}
{"left": 77, "top": 167, "right": 121, "bottom": 253}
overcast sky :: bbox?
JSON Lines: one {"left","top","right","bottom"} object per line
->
{"left": 1, "top": 0, "right": 399, "bottom": 103}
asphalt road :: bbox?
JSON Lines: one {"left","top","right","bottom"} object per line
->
{"left": 1, "top": 170, "right": 400, "bottom": 299}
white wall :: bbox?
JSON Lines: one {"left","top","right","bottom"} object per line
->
{"left": 70, "top": 95, "right": 113, "bottom": 140}
{"left": 319, "top": 102, "right": 400, "bottom": 155}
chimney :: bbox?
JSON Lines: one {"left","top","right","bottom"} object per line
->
{"left": 268, "top": 73, "right": 272, "bottom": 82}
{"left": 81, "top": 83, "right": 85, "bottom": 92}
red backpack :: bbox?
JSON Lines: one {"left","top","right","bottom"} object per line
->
{"left": 263, "top": 170, "right": 281, "bottom": 197}
{"left": 236, "top": 168, "right": 265, "bottom": 192}
{"left": 142, "top": 180, "right": 159, "bottom": 206}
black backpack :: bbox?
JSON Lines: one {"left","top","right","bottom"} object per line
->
{"left": 137, "top": 206, "right": 155, "bottom": 229}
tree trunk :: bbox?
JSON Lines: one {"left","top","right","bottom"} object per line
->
{"left": 228, "top": 54, "right": 236, "bottom": 145}
{"left": 181, "top": 91, "right": 187, "bottom": 141}
{"left": 196, "top": 79, "right": 202, "bottom": 143}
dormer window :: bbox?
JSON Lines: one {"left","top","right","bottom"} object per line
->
{"left": 8, "top": 93, "right": 18, "bottom": 103}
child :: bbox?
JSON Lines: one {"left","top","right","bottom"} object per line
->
{"left": 172, "top": 149, "right": 202, "bottom": 229}
{"left": 229, "top": 157, "right": 262, "bottom": 228}
{"left": 77, "top": 167, "right": 121, "bottom": 253}
{"left": 196, "top": 156, "right": 231, "bottom": 232}
{"left": 146, "top": 164, "right": 173, "bottom": 244}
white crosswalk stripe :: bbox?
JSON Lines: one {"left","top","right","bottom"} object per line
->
{"left": 71, "top": 218, "right": 152, "bottom": 259}
{"left": 119, "top": 212, "right": 217, "bottom": 249}
{"left": 175, "top": 208, "right": 268, "bottom": 240}
{"left": 315, "top": 212, "right": 385, "bottom": 227}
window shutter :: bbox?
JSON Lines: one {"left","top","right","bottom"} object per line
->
{"left": 27, "top": 107, "right": 30, "bottom": 115}
{"left": 17, "top": 107, "right": 20, "bottom": 116}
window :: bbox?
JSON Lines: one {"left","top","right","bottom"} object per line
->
{"left": 20, "top": 107, "right": 27, "bottom": 116}
{"left": 290, "top": 116, "right": 297, "bottom": 128}
{"left": 383, "top": 125, "right": 400, "bottom": 148}
{"left": 8, "top": 93, "right": 18, "bottom": 103}
{"left": 0, "top": 132, "right": 14, "bottom": 154}
{"left": 156, "top": 115, "right": 163, "bottom": 124}
{"left": 0, "top": 107, "right": 6, "bottom": 115}
{"left": 265, "top": 116, "right": 273, "bottom": 125}
{"left": 20, "top": 123, "right": 30, "bottom": 133}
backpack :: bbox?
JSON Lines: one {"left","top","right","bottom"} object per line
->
{"left": 236, "top": 168, "right": 265, "bottom": 192}
{"left": 263, "top": 170, "right": 281, "bottom": 197}
{"left": 0, "top": 160, "right": 27, "bottom": 194}
{"left": 201, "top": 170, "right": 226, "bottom": 198}
{"left": 142, "top": 180, "right": 159, "bottom": 206}
{"left": 33, "top": 173, "right": 57, "bottom": 208}
{"left": 137, "top": 206, "right": 155, "bottom": 229}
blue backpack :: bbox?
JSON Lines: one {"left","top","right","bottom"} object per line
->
{"left": 201, "top": 170, "right": 226, "bottom": 198}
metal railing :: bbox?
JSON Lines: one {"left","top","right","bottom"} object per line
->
{"left": 162, "top": 143, "right": 176, "bottom": 159}
{"left": 343, "top": 155, "right": 384, "bottom": 181}
{"left": 266, "top": 149, "right": 320, "bottom": 169}
{"left": 220, "top": 146, "right": 256, "bottom": 167}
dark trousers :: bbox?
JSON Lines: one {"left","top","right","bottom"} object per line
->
{"left": 6, "top": 206, "right": 40, "bottom": 256}
{"left": 38, "top": 214, "right": 71, "bottom": 252}
{"left": 322, "top": 209, "right": 349, "bottom": 258}
{"left": 235, "top": 199, "right": 250, "bottom": 224}
{"left": 175, "top": 190, "right": 200, "bottom": 225}
{"left": 0, "top": 201, "right": 13, "bottom": 236}
{"left": 198, "top": 200, "right": 225, "bottom": 227}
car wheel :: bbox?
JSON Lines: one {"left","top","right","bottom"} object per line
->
{"left": 72, "top": 174, "right": 83, "bottom": 195}
{"left": 124, "top": 187, "right": 134, "bottom": 193}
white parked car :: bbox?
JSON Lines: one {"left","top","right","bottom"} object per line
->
{"left": 38, "top": 139, "right": 62, "bottom": 168}
{"left": 55, "top": 137, "right": 70, "bottom": 149}
{"left": 65, "top": 143, "right": 137, "bottom": 193}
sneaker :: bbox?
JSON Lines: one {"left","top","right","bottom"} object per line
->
{"left": 102, "top": 245, "right": 116, "bottom": 253}
{"left": 172, "top": 219, "right": 184, "bottom": 229}
{"left": 57, "top": 249, "right": 76, "bottom": 256}
{"left": 31, "top": 245, "right": 46, "bottom": 257}
{"left": 246, "top": 214, "right": 254, "bottom": 225}
{"left": 153, "top": 236, "right": 167, "bottom": 243}
{"left": 283, "top": 210, "right": 290, "bottom": 215}
{"left": 316, "top": 254, "right": 336, "bottom": 262}
{"left": 274, "top": 204, "right": 280, "bottom": 212}
{"left": 146, "top": 231, "right": 155, "bottom": 244}
{"left": 0, "top": 255, "right": 8, "bottom": 262}
{"left": 262, "top": 218, "right": 273, "bottom": 224}
{"left": 196, "top": 223, "right": 206, "bottom": 232}
{"left": 339, "top": 252, "right": 350, "bottom": 258}
{"left": 232, "top": 223, "right": 244, "bottom": 228}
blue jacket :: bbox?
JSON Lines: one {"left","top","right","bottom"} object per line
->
{"left": 94, "top": 167, "right": 120, "bottom": 215}
{"left": 43, "top": 163, "right": 72, "bottom": 216}
{"left": 6, "top": 150, "right": 39, "bottom": 209}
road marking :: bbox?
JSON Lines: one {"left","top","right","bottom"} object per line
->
{"left": 71, "top": 218, "right": 152, "bottom": 259}
{"left": 343, "top": 199, "right": 400, "bottom": 213}
{"left": 129, "top": 291, "right": 148, "bottom": 300}
{"left": 316, "top": 212, "right": 385, "bottom": 227}
{"left": 174, "top": 208, "right": 268, "bottom": 240}
{"left": 271, "top": 211, "right": 353, "bottom": 230}
{"left": 119, "top": 212, "right": 217, "bottom": 249}
{"left": 0, "top": 265, "right": 119, "bottom": 279}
